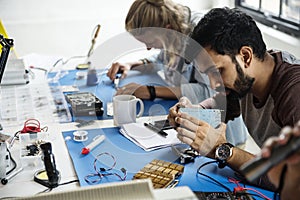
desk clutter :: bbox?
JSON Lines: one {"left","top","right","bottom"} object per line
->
{"left": 0, "top": 83, "right": 71, "bottom": 129}
{"left": 133, "top": 159, "right": 184, "bottom": 189}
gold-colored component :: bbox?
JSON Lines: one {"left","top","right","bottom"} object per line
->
{"left": 132, "top": 159, "right": 184, "bottom": 189}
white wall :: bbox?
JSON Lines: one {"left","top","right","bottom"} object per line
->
{"left": 0, "top": 0, "right": 135, "bottom": 57}
{"left": 1, "top": 0, "right": 299, "bottom": 58}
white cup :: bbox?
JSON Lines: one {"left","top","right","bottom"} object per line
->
{"left": 113, "top": 95, "right": 144, "bottom": 126}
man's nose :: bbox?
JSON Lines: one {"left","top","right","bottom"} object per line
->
{"left": 208, "top": 76, "right": 222, "bottom": 90}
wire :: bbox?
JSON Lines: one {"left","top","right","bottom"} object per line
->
{"left": 229, "top": 177, "right": 272, "bottom": 200}
{"left": 36, "top": 188, "right": 52, "bottom": 194}
{"left": 243, "top": 192, "right": 270, "bottom": 200}
{"left": 84, "top": 152, "right": 127, "bottom": 184}
{"left": 196, "top": 160, "right": 232, "bottom": 192}
{"left": 52, "top": 55, "right": 86, "bottom": 69}
{"left": 242, "top": 187, "right": 272, "bottom": 200}
{"left": 5, "top": 149, "right": 16, "bottom": 175}
{"left": 58, "top": 179, "right": 79, "bottom": 186}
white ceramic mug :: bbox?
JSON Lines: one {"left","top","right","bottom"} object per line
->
{"left": 113, "top": 95, "right": 144, "bottom": 126}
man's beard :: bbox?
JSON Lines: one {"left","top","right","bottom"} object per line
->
{"left": 214, "top": 89, "right": 241, "bottom": 123}
{"left": 214, "top": 61, "right": 254, "bottom": 123}
{"left": 233, "top": 60, "right": 255, "bottom": 98}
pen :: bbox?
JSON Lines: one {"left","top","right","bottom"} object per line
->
{"left": 1, "top": 167, "right": 23, "bottom": 185}
{"left": 144, "top": 123, "right": 168, "bottom": 138}
{"left": 81, "top": 135, "right": 105, "bottom": 155}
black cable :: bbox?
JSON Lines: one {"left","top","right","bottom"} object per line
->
{"left": 273, "top": 164, "right": 287, "bottom": 200}
{"left": 36, "top": 188, "right": 52, "bottom": 194}
{"left": 5, "top": 148, "right": 16, "bottom": 175}
{"left": 198, "top": 172, "right": 232, "bottom": 192}
{"left": 196, "top": 160, "right": 232, "bottom": 192}
{"left": 58, "top": 179, "right": 79, "bottom": 186}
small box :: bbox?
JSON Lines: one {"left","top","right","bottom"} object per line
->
{"left": 65, "top": 92, "right": 104, "bottom": 117}
{"left": 19, "top": 132, "right": 49, "bottom": 167}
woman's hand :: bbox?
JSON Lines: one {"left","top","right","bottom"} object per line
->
{"left": 107, "top": 62, "right": 131, "bottom": 81}
{"left": 116, "top": 83, "right": 151, "bottom": 99}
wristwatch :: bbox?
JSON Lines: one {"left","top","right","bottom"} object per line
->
{"left": 215, "top": 143, "right": 234, "bottom": 168}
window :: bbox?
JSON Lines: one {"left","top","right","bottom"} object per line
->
{"left": 235, "top": 0, "right": 300, "bottom": 37}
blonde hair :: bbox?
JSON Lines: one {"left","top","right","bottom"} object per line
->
{"left": 125, "top": 0, "right": 191, "bottom": 34}
{"left": 125, "top": 0, "right": 192, "bottom": 67}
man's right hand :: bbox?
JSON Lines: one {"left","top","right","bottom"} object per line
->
{"left": 107, "top": 62, "right": 131, "bottom": 81}
{"left": 261, "top": 121, "right": 300, "bottom": 191}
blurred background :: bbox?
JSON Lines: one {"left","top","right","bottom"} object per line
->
{"left": 0, "top": 0, "right": 299, "bottom": 59}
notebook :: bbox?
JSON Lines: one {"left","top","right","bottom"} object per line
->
{"left": 120, "top": 123, "right": 181, "bottom": 151}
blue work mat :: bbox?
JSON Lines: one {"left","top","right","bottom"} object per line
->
{"left": 48, "top": 70, "right": 177, "bottom": 121}
{"left": 63, "top": 127, "right": 180, "bottom": 186}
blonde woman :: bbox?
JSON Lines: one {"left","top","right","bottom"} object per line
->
{"left": 107, "top": 0, "right": 210, "bottom": 102}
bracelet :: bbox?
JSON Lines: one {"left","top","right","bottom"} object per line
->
{"left": 147, "top": 85, "right": 156, "bottom": 101}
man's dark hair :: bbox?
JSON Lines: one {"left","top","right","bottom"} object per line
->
{"left": 190, "top": 7, "right": 266, "bottom": 61}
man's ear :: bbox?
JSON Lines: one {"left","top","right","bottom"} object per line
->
{"left": 240, "top": 46, "right": 253, "bottom": 68}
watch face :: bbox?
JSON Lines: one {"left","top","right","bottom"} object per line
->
{"left": 216, "top": 145, "right": 231, "bottom": 161}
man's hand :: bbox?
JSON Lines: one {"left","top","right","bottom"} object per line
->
{"left": 173, "top": 111, "right": 227, "bottom": 158}
{"left": 168, "top": 97, "right": 195, "bottom": 127}
{"left": 261, "top": 121, "right": 300, "bottom": 199}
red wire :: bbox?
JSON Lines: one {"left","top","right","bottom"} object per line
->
{"left": 228, "top": 177, "right": 272, "bottom": 200}
{"left": 243, "top": 187, "right": 272, "bottom": 200}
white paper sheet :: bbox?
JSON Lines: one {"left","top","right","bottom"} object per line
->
{"left": 120, "top": 123, "right": 181, "bottom": 151}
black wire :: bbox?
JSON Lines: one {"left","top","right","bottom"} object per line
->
{"left": 36, "top": 188, "right": 52, "bottom": 194}
{"left": 5, "top": 148, "right": 16, "bottom": 175}
{"left": 58, "top": 179, "right": 79, "bottom": 186}
{"left": 198, "top": 172, "right": 232, "bottom": 192}
{"left": 196, "top": 160, "right": 232, "bottom": 192}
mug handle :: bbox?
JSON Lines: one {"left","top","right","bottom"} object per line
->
{"left": 136, "top": 98, "right": 144, "bottom": 118}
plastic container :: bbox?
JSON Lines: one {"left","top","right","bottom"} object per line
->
{"left": 19, "top": 132, "right": 49, "bottom": 167}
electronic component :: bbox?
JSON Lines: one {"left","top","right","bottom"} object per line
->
{"left": 172, "top": 146, "right": 199, "bottom": 164}
{"left": 153, "top": 119, "right": 174, "bottom": 130}
{"left": 65, "top": 92, "right": 104, "bottom": 117}
{"left": 194, "top": 191, "right": 253, "bottom": 200}
{"left": 133, "top": 159, "right": 184, "bottom": 189}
